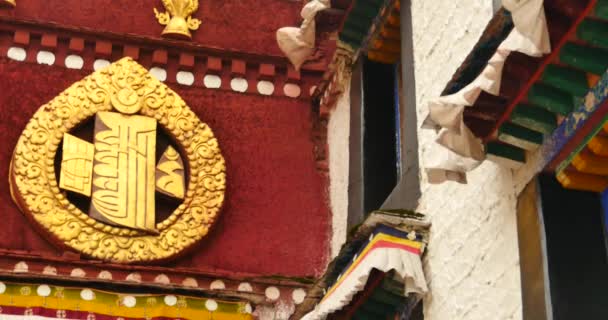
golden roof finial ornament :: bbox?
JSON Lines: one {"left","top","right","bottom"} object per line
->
{"left": 154, "top": 0, "right": 202, "bottom": 40}
{"left": 0, "top": 0, "right": 16, "bottom": 8}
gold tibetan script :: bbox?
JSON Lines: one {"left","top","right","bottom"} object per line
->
{"left": 59, "top": 134, "right": 94, "bottom": 197}
{"left": 89, "top": 112, "right": 157, "bottom": 232}
{"left": 10, "top": 58, "right": 226, "bottom": 263}
{"left": 156, "top": 146, "right": 186, "bottom": 199}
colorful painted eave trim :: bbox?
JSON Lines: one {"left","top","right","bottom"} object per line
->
{"left": 543, "top": 69, "right": 608, "bottom": 173}
{"left": 300, "top": 226, "right": 427, "bottom": 320}
{"left": 339, "top": 0, "right": 398, "bottom": 54}
{"left": 290, "top": 211, "right": 429, "bottom": 319}
{"left": 0, "top": 281, "right": 253, "bottom": 320}
{"left": 321, "top": 230, "right": 422, "bottom": 303}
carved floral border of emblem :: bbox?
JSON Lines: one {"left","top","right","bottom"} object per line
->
{"left": 9, "top": 57, "right": 226, "bottom": 263}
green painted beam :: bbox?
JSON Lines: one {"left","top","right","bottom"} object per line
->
{"left": 527, "top": 83, "right": 574, "bottom": 116}
{"left": 596, "top": 0, "right": 608, "bottom": 20}
{"left": 510, "top": 103, "right": 557, "bottom": 135}
{"left": 578, "top": 19, "right": 608, "bottom": 49}
{"left": 352, "top": 0, "right": 383, "bottom": 19}
{"left": 560, "top": 42, "right": 608, "bottom": 75}
{"left": 347, "top": 8, "right": 377, "bottom": 23}
{"left": 369, "top": 287, "right": 403, "bottom": 306}
{"left": 339, "top": 30, "right": 367, "bottom": 49}
{"left": 382, "top": 276, "right": 405, "bottom": 295}
{"left": 541, "top": 64, "right": 589, "bottom": 97}
{"left": 343, "top": 20, "right": 370, "bottom": 37}
{"left": 486, "top": 141, "right": 526, "bottom": 167}
{"left": 353, "top": 310, "right": 376, "bottom": 320}
{"left": 498, "top": 122, "right": 543, "bottom": 151}
{"left": 339, "top": 33, "right": 361, "bottom": 49}
{"left": 358, "top": 303, "right": 391, "bottom": 318}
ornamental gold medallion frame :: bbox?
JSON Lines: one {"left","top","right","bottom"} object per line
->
{"left": 9, "top": 57, "right": 226, "bottom": 263}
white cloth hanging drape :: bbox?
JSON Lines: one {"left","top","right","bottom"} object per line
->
{"left": 276, "top": 0, "right": 330, "bottom": 71}
{"left": 423, "top": 0, "right": 550, "bottom": 183}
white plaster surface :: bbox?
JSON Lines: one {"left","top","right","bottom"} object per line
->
{"left": 326, "top": 1, "right": 530, "bottom": 319}
{"left": 410, "top": 1, "right": 525, "bottom": 319}
{"left": 328, "top": 81, "right": 351, "bottom": 258}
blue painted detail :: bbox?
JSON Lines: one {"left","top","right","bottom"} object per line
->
{"left": 394, "top": 63, "right": 401, "bottom": 177}
{"left": 325, "top": 224, "right": 422, "bottom": 289}
{"left": 601, "top": 188, "right": 608, "bottom": 236}
{"left": 540, "top": 69, "right": 608, "bottom": 172}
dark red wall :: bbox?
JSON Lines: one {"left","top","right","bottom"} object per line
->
{"left": 0, "top": 59, "right": 330, "bottom": 277}
{"left": 1, "top": 0, "right": 301, "bottom": 57}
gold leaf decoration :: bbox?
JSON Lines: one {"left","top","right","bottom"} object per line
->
{"left": 9, "top": 57, "right": 226, "bottom": 263}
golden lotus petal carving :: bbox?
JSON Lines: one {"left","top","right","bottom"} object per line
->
{"left": 9, "top": 57, "right": 226, "bottom": 263}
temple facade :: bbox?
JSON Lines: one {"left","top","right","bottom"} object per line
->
{"left": 0, "top": 0, "right": 607, "bottom": 319}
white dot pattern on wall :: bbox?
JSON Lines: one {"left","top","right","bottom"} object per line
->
{"left": 70, "top": 268, "right": 86, "bottom": 277}
{"left": 177, "top": 71, "right": 195, "bottom": 85}
{"left": 209, "top": 280, "right": 225, "bottom": 290}
{"left": 283, "top": 83, "right": 301, "bottom": 98}
{"left": 238, "top": 282, "right": 253, "bottom": 292}
{"left": 123, "top": 296, "right": 136, "bottom": 308}
{"left": 292, "top": 288, "right": 307, "bottom": 305}
{"left": 154, "top": 274, "right": 170, "bottom": 284}
{"left": 203, "top": 74, "right": 222, "bottom": 88}
{"left": 150, "top": 67, "right": 167, "bottom": 82}
{"left": 164, "top": 295, "right": 177, "bottom": 306}
{"left": 7, "top": 47, "right": 26, "bottom": 61}
{"left": 257, "top": 81, "right": 274, "bottom": 95}
{"left": 14, "top": 262, "right": 28, "bottom": 273}
{"left": 93, "top": 59, "right": 110, "bottom": 71}
{"left": 37, "top": 285, "right": 51, "bottom": 297}
{"left": 265, "top": 286, "right": 280, "bottom": 300}
{"left": 36, "top": 51, "right": 55, "bottom": 65}
{"left": 80, "top": 289, "right": 95, "bottom": 301}
{"left": 182, "top": 277, "right": 198, "bottom": 287}
{"left": 42, "top": 266, "right": 57, "bottom": 276}
{"left": 65, "top": 55, "right": 84, "bottom": 69}
{"left": 205, "top": 299, "right": 218, "bottom": 311}
{"left": 98, "top": 270, "right": 112, "bottom": 280}
{"left": 125, "top": 273, "right": 141, "bottom": 283}
{"left": 230, "top": 77, "right": 248, "bottom": 92}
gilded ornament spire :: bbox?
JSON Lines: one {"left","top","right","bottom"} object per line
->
{"left": 154, "top": 0, "right": 202, "bottom": 40}
{"left": 0, "top": 0, "right": 15, "bottom": 8}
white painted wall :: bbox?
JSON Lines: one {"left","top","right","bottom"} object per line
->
{"left": 328, "top": 82, "right": 351, "bottom": 258}
{"left": 324, "top": 1, "right": 538, "bottom": 319}
{"left": 411, "top": 0, "right": 525, "bottom": 319}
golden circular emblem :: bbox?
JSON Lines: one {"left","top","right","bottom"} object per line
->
{"left": 9, "top": 58, "right": 226, "bottom": 263}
